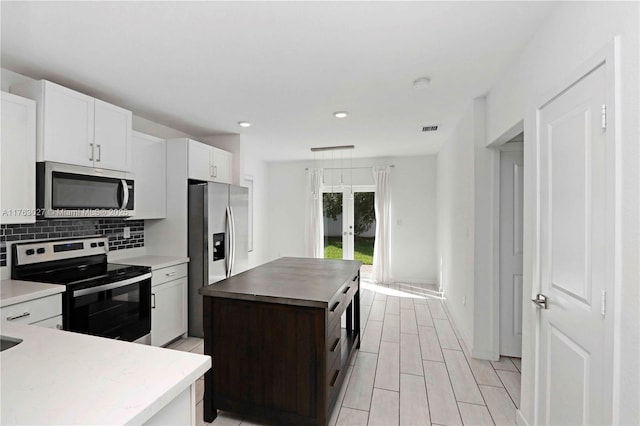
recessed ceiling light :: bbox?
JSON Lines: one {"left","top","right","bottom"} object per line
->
{"left": 412, "top": 77, "right": 431, "bottom": 89}
{"left": 333, "top": 111, "right": 348, "bottom": 118}
{"left": 238, "top": 121, "right": 252, "bottom": 128}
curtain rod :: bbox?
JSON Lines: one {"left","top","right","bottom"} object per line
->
{"left": 305, "top": 165, "right": 395, "bottom": 171}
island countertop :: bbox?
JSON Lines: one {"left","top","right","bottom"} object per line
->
{"left": 199, "top": 257, "right": 362, "bottom": 308}
{"left": 0, "top": 322, "right": 211, "bottom": 425}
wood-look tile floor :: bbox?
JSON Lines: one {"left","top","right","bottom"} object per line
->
{"left": 167, "top": 280, "right": 521, "bottom": 426}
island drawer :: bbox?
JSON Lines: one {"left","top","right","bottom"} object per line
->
{"left": 0, "top": 293, "right": 62, "bottom": 325}
{"left": 152, "top": 263, "right": 188, "bottom": 287}
{"left": 327, "top": 357, "right": 345, "bottom": 410}
{"left": 327, "top": 321, "right": 342, "bottom": 370}
{"left": 327, "top": 274, "right": 359, "bottom": 328}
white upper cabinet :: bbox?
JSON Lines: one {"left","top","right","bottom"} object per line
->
{"left": 187, "top": 139, "right": 232, "bottom": 184}
{"left": 94, "top": 99, "right": 132, "bottom": 171}
{"left": 188, "top": 139, "right": 214, "bottom": 182}
{"left": 211, "top": 147, "right": 232, "bottom": 184}
{"left": 1, "top": 92, "right": 36, "bottom": 224}
{"left": 130, "top": 131, "right": 166, "bottom": 219}
{"left": 11, "top": 80, "right": 132, "bottom": 171}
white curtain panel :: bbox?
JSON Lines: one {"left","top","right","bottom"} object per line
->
{"left": 372, "top": 166, "right": 392, "bottom": 284}
{"left": 304, "top": 168, "right": 324, "bottom": 258}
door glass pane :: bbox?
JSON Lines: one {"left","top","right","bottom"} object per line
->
{"left": 353, "top": 192, "right": 375, "bottom": 265}
{"left": 323, "top": 192, "right": 342, "bottom": 259}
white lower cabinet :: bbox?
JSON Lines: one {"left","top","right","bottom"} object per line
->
{"left": 0, "top": 294, "right": 62, "bottom": 328}
{"left": 31, "top": 315, "right": 63, "bottom": 330}
{"left": 151, "top": 264, "right": 188, "bottom": 347}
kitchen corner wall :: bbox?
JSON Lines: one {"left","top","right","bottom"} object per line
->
{"left": 0, "top": 219, "right": 144, "bottom": 268}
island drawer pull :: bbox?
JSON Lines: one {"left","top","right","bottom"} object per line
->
{"left": 343, "top": 286, "right": 350, "bottom": 294}
{"left": 6, "top": 312, "right": 30, "bottom": 321}
{"left": 352, "top": 275, "right": 358, "bottom": 282}
{"left": 330, "top": 301, "right": 340, "bottom": 312}
{"left": 330, "top": 370, "right": 340, "bottom": 387}
{"left": 330, "top": 337, "right": 340, "bottom": 352}
{"left": 165, "top": 271, "right": 177, "bottom": 277}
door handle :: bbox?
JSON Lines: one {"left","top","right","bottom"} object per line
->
{"left": 96, "top": 144, "right": 102, "bottom": 162}
{"left": 531, "top": 293, "right": 548, "bottom": 309}
{"left": 120, "top": 180, "right": 129, "bottom": 209}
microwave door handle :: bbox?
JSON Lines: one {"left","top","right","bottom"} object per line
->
{"left": 120, "top": 180, "right": 129, "bottom": 209}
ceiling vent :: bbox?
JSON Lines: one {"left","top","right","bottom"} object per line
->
{"left": 422, "top": 125, "right": 438, "bottom": 132}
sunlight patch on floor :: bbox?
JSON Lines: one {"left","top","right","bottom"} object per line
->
{"left": 361, "top": 281, "right": 443, "bottom": 300}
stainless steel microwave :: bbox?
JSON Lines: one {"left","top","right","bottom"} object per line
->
{"left": 36, "top": 162, "right": 134, "bottom": 218}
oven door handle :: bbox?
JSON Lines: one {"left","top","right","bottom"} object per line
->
{"left": 72, "top": 273, "right": 152, "bottom": 297}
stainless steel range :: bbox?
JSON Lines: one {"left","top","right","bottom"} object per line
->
{"left": 11, "top": 236, "right": 152, "bottom": 343}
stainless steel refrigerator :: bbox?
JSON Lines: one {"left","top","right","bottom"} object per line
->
{"left": 188, "top": 182, "right": 248, "bottom": 337}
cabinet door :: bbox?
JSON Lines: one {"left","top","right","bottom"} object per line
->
{"left": 42, "top": 81, "right": 95, "bottom": 167}
{"left": 131, "top": 132, "right": 166, "bottom": 219}
{"left": 94, "top": 99, "right": 132, "bottom": 171}
{"left": 212, "top": 147, "right": 232, "bottom": 184}
{"left": 188, "top": 139, "right": 213, "bottom": 182}
{"left": 1, "top": 92, "right": 36, "bottom": 224}
{"left": 151, "top": 277, "right": 187, "bottom": 347}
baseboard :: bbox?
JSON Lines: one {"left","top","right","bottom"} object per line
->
{"left": 515, "top": 409, "right": 528, "bottom": 426}
{"left": 392, "top": 277, "right": 438, "bottom": 286}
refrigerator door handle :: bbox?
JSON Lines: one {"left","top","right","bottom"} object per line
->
{"left": 225, "top": 206, "right": 232, "bottom": 278}
{"left": 229, "top": 205, "right": 236, "bottom": 276}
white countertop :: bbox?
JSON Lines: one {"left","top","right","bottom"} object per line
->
{"left": 115, "top": 256, "right": 189, "bottom": 270}
{"left": 0, "top": 280, "right": 65, "bottom": 308}
{"left": 0, "top": 322, "right": 210, "bottom": 425}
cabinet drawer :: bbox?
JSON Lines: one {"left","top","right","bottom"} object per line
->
{"left": 31, "top": 315, "right": 63, "bottom": 329}
{"left": 152, "top": 263, "right": 188, "bottom": 287}
{"left": 327, "top": 358, "right": 344, "bottom": 409}
{"left": 0, "top": 294, "right": 62, "bottom": 325}
{"left": 327, "top": 322, "right": 342, "bottom": 370}
{"left": 327, "top": 273, "right": 359, "bottom": 328}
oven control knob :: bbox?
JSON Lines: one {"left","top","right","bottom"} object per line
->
{"left": 25, "top": 249, "right": 35, "bottom": 256}
{"left": 91, "top": 243, "right": 97, "bottom": 248}
{"left": 36, "top": 248, "right": 46, "bottom": 254}
{"left": 98, "top": 242, "right": 105, "bottom": 247}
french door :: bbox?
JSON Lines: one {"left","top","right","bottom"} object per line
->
{"left": 322, "top": 186, "right": 375, "bottom": 262}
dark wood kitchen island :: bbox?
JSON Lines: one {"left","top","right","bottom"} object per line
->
{"left": 199, "top": 257, "right": 362, "bottom": 426}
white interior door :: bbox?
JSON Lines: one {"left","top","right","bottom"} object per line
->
{"left": 499, "top": 149, "right": 524, "bottom": 357}
{"left": 536, "top": 61, "right": 612, "bottom": 425}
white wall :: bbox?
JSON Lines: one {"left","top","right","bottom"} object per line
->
{"left": 484, "top": 2, "right": 639, "bottom": 424}
{"left": 436, "top": 102, "right": 477, "bottom": 348}
{"left": 267, "top": 155, "right": 438, "bottom": 284}
{"left": 242, "top": 137, "right": 270, "bottom": 269}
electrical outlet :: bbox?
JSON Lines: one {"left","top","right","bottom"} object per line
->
{"left": 123, "top": 227, "right": 130, "bottom": 239}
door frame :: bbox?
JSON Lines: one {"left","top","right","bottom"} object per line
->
{"left": 498, "top": 142, "right": 524, "bottom": 358}
{"left": 529, "top": 38, "right": 619, "bottom": 425}
{"left": 486, "top": 120, "right": 525, "bottom": 362}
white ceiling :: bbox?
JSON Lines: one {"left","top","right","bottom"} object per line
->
{"left": 1, "top": 1, "right": 553, "bottom": 161}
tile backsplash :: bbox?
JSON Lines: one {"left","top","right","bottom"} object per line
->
{"left": 0, "top": 219, "right": 144, "bottom": 267}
